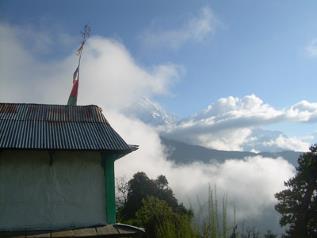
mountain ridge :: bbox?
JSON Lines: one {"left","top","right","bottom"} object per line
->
{"left": 161, "top": 137, "right": 301, "bottom": 166}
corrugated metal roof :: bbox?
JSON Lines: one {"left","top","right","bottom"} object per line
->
{"left": 0, "top": 224, "right": 145, "bottom": 237}
{"left": 0, "top": 103, "right": 134, "bottom": 152}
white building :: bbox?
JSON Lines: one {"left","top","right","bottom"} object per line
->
{"left": 0, "top": 103, "right": 138, "bottom": 235}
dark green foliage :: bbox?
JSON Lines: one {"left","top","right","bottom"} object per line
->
{"left": 263, "top": 230, "right": 277, "bottom": 238}
{"left": 229, "top": 225, "right": 237, "bottom": 238}
{"left": 136, "top": 196, "right": 197, "bottom": 238}
{"left": 120, "top": 172, "right": 157, "bottom": 220}
{"left": 119, "top": 172, "right": 191, "bottom": 221}
{"left": 117, "top": 172, "right": 196, "bottom": 237}
{"left": 275, "top": 144, "right": 317, "bottom": 238}
{"left": 228, "top": 225, "right": 261, "bottom": 238}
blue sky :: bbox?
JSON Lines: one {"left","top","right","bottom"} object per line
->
{"left": 2, "top": 0, "right": 317, "bottom": 116}
{"left": 1, "top": 0, "right": 317, "bottom": 151}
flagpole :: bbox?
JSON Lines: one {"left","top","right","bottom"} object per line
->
{"left": 67, "top": 25, "right": 91, "bottom": 106}
{"left": 76, "top": 25, "right": 91, "bottom": 80}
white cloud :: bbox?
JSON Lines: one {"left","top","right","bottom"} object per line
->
{"left": 262, "top": 134, "right": 309, "bottom": 152}
{"left": 192, "top": 95, "right": 283, "bottom": 127}
{"left": 80, "top": 37, "right": 181, "bottom": 110}
{"left": 305, "top": 38, "right": 317, "bottom": 57}
{"left": 243, "top": 129, "right": 310, "bottom": 152}
{"left": 161, "top": 95, "right": 283, "bottom": 150}
{"left": 286, "top": 100, "right": 317, "bottom": 122}
{"left": 160, "top": 95, "right": 315, "bottom": 152}
{"left": 0, "top": 23, "right": 180, "bottom": 111}
{"left": 198, "top": 128, "right": 253, "bottom": 151}
{"left": 141, "top": 6, "right": 219, "bottom": 49}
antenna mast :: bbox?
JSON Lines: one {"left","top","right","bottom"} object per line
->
{"left": 67, "top": 25, "right": 91, "bottom": 106}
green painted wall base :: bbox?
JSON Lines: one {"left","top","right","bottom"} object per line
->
{"left": 103, "top": 155, "right": 116, "bottom": 224}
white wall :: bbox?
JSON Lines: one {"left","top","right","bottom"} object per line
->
{"left": 0, "top": 150, "right": 106, "bottom": 231}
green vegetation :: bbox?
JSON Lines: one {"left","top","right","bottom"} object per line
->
{"left": 197, "top": 186, "right": 232, "bottom": 238}
{"left": 136, "top": 196, "right": 197, "bottom": 238}
{"left": 117, "top": 172, "right": 279, "bottom": 238}
{"left": 275, "top": 144, "right": 317, "bottom": 238}
{"left": 117, "top": 172, "right": 197, "bottom": 237}
{"left": 263, "top": 230, "right": 277, "bottom": 238}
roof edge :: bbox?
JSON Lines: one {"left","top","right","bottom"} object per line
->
{"left": 0, "top": 102, "right": 102, "bottom": 109}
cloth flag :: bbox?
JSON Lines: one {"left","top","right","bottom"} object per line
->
{"left": 67, "top": 66, "right": 79, "bottom": 106}
{"left": 67, "top": 25, "right": 90, "bottom": 106}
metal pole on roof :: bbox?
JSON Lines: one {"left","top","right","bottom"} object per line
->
{"left": 77, "top": 25, "right": 91, "bottom": 69}
{"left": 67, "top": 25, "right": 91, "bottom": 106}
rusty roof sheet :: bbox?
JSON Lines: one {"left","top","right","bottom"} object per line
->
{"left": 0, "top": 103, "right": 133, "bottom": 152}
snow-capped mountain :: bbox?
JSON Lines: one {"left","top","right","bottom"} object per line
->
{"left": 127, "top": 97, "right": 310, "bottom": 153}
{"left": 126, "top": 97, "right": 176, "bottom": 126}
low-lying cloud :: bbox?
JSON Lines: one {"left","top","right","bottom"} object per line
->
{"left": 111, "top": 112, "right": 295, "bottom": 231}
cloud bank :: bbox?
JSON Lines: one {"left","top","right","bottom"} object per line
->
{"left": 161, "top": 95, "right": 316, "bottom": 152}
{"left": 111, "top": 112, "right": 295, "bottom": 231}
{"left": 0, "top": 23, "right": 180, "bottom": 110}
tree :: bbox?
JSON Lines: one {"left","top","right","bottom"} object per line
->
{"left": 263, "top": 230, "right": 277, "bottom": 238}
{"left": 118, "top": 172, "right": 192, "bottom": 222}
{"left": 116, "top": 176, "right": 129, "bottom": 208}
{"left": 135, "top": 196, "right": 197, "bottom": 238}
{"left": 117, "top": 172, "right": 197, "bottom": 237}
{"left": 275, "top": 144, "right": 317, "bottom": 238}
